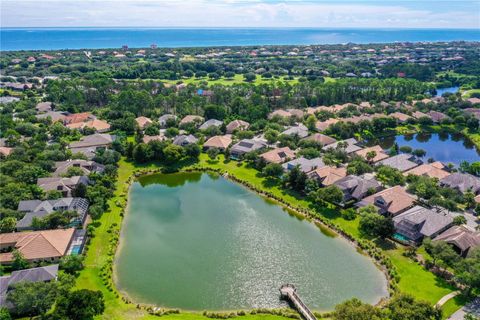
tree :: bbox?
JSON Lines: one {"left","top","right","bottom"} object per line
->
{"left": 7, "top": 281, "right": 58, "bottom": 317}
{"left": 358, "top": 206, "right": 394, "bottom": 239}
{"left": 333, "top": 298, "right": 383, "bottom": 320}
{"left": 184, "top": 143, "right": 201, "bottom": 159}
{"left": 305, "top": 115, "right": 317, "bottom": 131}
{"left": 313, "top": 185, "right": 344, "bottom": 205}
{"left": 59, "top": 255, "right": 84, "bottom": 275}
{"left": 423, "top": 238, "right": 459, "bottom": 268}
{"left": 262, "top": 163, "right": 284, "bottom": 178}
{"left": 244, "top": 73, "right": 256, "bottom": 82}
{"left": 163, "top": 144, "right": 185, "bottom": 164}
{"left": 207, "top": 147, "right": 220, "bottom": 160}
{"left": 376, "top": 166, "right": 405, "bottom": 186}
{"left": 453, "top": 215, "right": 467, "bottom": 226}
{"left": 11, "top": 250, "right": 29, "bottom": 271}
{"left": 454, "top": 247, "right": 480, "bottom": 295}
{"left": 366, "top": 150, "right": 377, "bottom": 163}
{"left": 0, "top": 308, "right": 11, "bottom": 320}
{"left": 384, "top": 294, "right": 442, "bottom": 320}
{"left": 0, "top": 217, "right": 16, "bottom": 233}
{"left": 55, "top": 289, "right": 105, "bottom": 320}
{"left": 132, "top": 143, "right": 153, "bottom": 163}
{"left": 412, "top": 149, "right": 426, "bottom": 157}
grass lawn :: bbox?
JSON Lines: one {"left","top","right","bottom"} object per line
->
{"left": 76, "top": 154, "right": 463, "bottom": 319}
{"left": 161, "top": 74, "right": 299, "bottom": 86}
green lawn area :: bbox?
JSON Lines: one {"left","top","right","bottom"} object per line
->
{"left": 76, "top": 154, "right": 463, "bottom": 319}
{"left": 461, "top": 88, "right": 480, "bottom": 98}
{"left": 161, "top": 74, "right": 299, "bottom": 86}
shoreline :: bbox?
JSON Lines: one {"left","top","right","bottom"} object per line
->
{"left": 111, "top": 168, "right": 391, "bottom": 313}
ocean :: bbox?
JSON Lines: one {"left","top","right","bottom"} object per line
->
{"left": 1, "top": 28, "right": 479, "bottom": 51}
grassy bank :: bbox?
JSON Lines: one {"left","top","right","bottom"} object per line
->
{"left": 77, "top": 154, "right": 463, "bottom": 319}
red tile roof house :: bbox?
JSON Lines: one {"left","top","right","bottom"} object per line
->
{"left": 0, "top": 228, "right": 75, "bottom": 264}
{"left": 37, "top": 176, "right": 90, "bottom": 198}
{"left": 308, "top": 166, "right": 347, "bottom": 186}
{"left": 356, "top": 186, "right": 416, "bottom": 216}
{"left": 260, "top": 147, "right": 296, "bottom": 164}
{"left": 354, "top": 145, "right": 390, "bottom": 163}
{"left": 67, "top": 119, "right": 111, "bottom": 133}
{"left": 63, "top": 112, "right": 95, "bottom": 125}
{"left": 203, "top": 135, "right": 233, "bottom": 152}
{"left": 389, "top": 112, "right": 412, "bottom": 123}
{"left": 135, "top": 116, "right": 153, "bottom": 130}
{"left": 226, "top": 120, "right": 250, "bottom": 134}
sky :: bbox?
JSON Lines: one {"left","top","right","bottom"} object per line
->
{"left": 1, "top": 0, "right": 479, "bottom": 29}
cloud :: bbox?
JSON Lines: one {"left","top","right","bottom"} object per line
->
{"left": 1, "top": 0, "right": 479, "bottom": 28}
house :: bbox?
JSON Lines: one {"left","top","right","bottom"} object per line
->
{"left": 16, "top": 198, "right": 89, "bottom": 230}
{"left": 464, "top": 108, "right": 480, "bottom": 120}
{"left": 333, "top": 174, "right": 383, "bottom": 202}
{"left": 323, "top": 138, "right": 362, "bottom": 154}
{"left": 135, "top": 116, "right": 153, "bottom": 129}
{"left": 35, "top": 102, "right": 53, "bottom": 113}
{"left": 0, "top": 228, "right": 75, "bottom": 264}
{"left": 412, "top": 111, "right": 429, "bottom": 119}
{"left": 268, "top": 109, "right": 293, "bottom": 119}
{"left": 355, "top": 145, "right": 390, "bottom": 163}
{"left": 36, "top": 111, "right": 69, "bottom": 123}
{"left": 66, "top": 119, "right": 111, "bottom": 133}
{"left": 53, "top": 159, "right": 104, "bottom": 177}
{"left": 37, "top": 176, "right": 89, "bottom": 197}
{"left": 64, "top": 112, "right": 95, "bottom": 125}
{"left": 1, "top": 265, "right": 59, "bottom": 308}
{"left": 403, "top": 162, "right": 451, "bottom": 180}
{"left": 427, "top": 111, "right": 450, "bottom": 123}
{"left": 0, "top": 147, "right": 13, "bottom": 157}
{"left": 179, "top": 115, "right": 204, "bottom": 126}
{"left": 203, "top": 135, "right": 232, "bottom": 151}
{"left": 467, "top": 97, "right": 480, "bottom": 105}
{"left": 440, "top": 173, "right": 480, "bottom": 194}
{"left": 376, "top": 154, "right": 419, "bottom": 172}
{"left": 390, "top": 112, "right": 412, "bottom": 123}
{"left": 393, "top": 206, "right": 454, "bottom": 243}
{"left": 357, "top": 186, "right": 416, "bottom": 216}
{"left": 282, "top": 157, "right": 325, "bottom": 173}
{"left": 281, "top": 124, "right": 309, "bottom": 138}
{"left": 308, "top": 166, "right": 347, "bottom": 186}
{"left": 230, "top": 139, "right": 267, "bottom": 159}
{"left": 286, "top": 109, "right": 304, "bottom": 119}
{"left": 0, "top": 96, "right": 20, "bottom": 105}
{"left": 226, "top": 120, "right": 250, "bottom": 134}
{"left": 199, "top": 119, "right": 223, "bottom": 130}
{"left": 302, "top": 133, "right": 336, "bottom": 146}
{"left": 435, "top": 225, "right": 480, "bottom": 257}
{"left": 142, "top": 135, "right": 166, "bottom": 144}
{"left": 315, "top": 119, "right": 339, "bottom": 131}
{"left": 173, "top": 134, "right": 198, "bottom": 146}
{"left": 68, "top": 134, "right": 116, "bottom": 159}
{"left": 158, "top": 114, "right": 177, "bottom": 127}
{"left": 260, "top": 147, "right": 296, "bottom": 164}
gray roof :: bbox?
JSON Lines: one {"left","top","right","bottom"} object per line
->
{"left": 173, "top": 134, "right": 198, "bottom": 146}
{"left": 1, "top": 265, "right": 58, "bottom": 306}
{"left": 281, "top": 124, "right": 309, "bottom": 138}
{"left": 323, "top": 138, "right": 362, "bottom": 154}
{"left": 37, "top": 176, "right": 90, "bottom": 195}
{"left": 35, "top": 111, "right": 69, "bottom": 121}
{"left": 69, "top": 134, "right": 116, "bottom": 149}
{"left": 393, "top": 206, "right": 454, "bottom": 242}
{"left": 440, "top": 173, "right": 480, "bottom": 194}
{"left": 17, "top": 198, "right": 89, "bottom": 229}
{"left": 230, "top": 139, "right": 267, "bottom": 156}
{"left": 199, "top": 119, "right": 223, "bottom": 130}
{"left": 334, "top": 174, "right": 382, "bottom": 201}
{"left": 435, "top": 225, "right": 480, "bottom": 254}
{"left": 0, "top": 96, "right": 20, "bottom": 104}
{"left": 53, "top": 159, "right": 104, "bottom": 177}
{"left": 158, "top": 114, "right": 177, "bottom": 126}
{"left": 376, "top": 154, "right": 419, "bottom": 172}
{"left": 282, "top": 157, "right": 325, "bottom": 173}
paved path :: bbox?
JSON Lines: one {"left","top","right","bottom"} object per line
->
{"left": 448, "top": 298, "right": 480, "bottom": 320}
{"left": 280, "top": 284, "right": 317, "bottom": 320}
{"left": 436, "top": 291, "right": 461, "bottom": 308}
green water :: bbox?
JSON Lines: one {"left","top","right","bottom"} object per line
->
{"left": 115, "top": 172, "right": 388, "bottom": 311}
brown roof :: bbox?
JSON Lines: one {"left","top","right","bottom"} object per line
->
{"left": 360, "top": 186, "right": 416, "bottom": 216}
{"left": 203, "top": 135, "right": 233, "bottom": 150}
{"left": 179, "top": 115, "right": 204, "bottom": 125}
{"left": 308, "top": 166, "right": 347, "bottom": 186}
{"left": 226, "top": 120, "right": 250, "bottom": 134}
{"left": 315, "top": 118, "right": 339, "bottom": 131}
{"left": 268, "top": 110, "right": 292, "bottom": 119}
{"left": 135, "top": 116, "right": 153, "bottom": 129}
{"left": 0, "top": 147, "right": 13, "bottom": 156}
{"left": 412, "top": 111, "right": 428, "bottom": 119}
{"left": 404, "top": 162, "right": 451, "bottom": 180}
{"left": 142, "top": 135, "right": 166, "bottom": 144}
{"left": 0, "top": 229, "right": 75, "bottom": 263}
{"left": 302, "top": 133, "right": 336, "bottom": 146}
{"left": 390, "top": 112, "right": 412, "bottom": 122}
{"left": 355, "top": 145, "right": 390, "bottom": 163}
{"left": 435, "top": 225, "right": 480, "bottom": 254}
{"left": 260, "top": 147, "right": 296, "bottom": 164}
{"left": 64, "top": 112, "right": 94, "bottom": 124}
{"left": 67, "top": 119, "right": 110, "bottom": 132}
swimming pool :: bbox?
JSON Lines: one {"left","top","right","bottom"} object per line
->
{"left": 393, "top": 233, "right": 410, "bottom": 242}
{"left": 70, "top": 245, "right": 82, "bottom": 255}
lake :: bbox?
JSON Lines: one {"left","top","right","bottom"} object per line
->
{"left": 436, "top": 86, "right": 460, "bottom": 97}
{"left": 369, "top": 132, "right": 480, "bottom": 166}
{"left": 2, "top": 28, "right": 480, "bottom": 51}
{"left": 115, "top": 172, "right": 388, "bottom": 311}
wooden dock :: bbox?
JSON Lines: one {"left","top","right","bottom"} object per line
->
{"left": 279, "top": 284, "right": 317, "bottom": 320}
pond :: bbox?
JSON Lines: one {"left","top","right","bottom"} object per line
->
{"left": 115, "top": 172, "right": 388, "bottom": 311}
{"left": 436, "top": 86, "right": 459, "bottom": 97}
{"left": 369, "top": 132, "right": 480, "bottom": 166}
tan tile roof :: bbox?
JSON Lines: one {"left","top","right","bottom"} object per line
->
{"left": 260, "top": 147, "right": 296, "bottom": 164}
{"left": 179, "top": 115, "right": 204, "bottom": 125}
{"left": 268, "top": 110, "right": 292, "bottom": 119}
{"left": 315, "top": 118, "right": 339, "bottom": 131}
{"left": 0, "top": 228, "right": 75, "bottom": 263}
{"left": 64, "top": 112, "right": 94, "bottom": 124}
{"left": 355, "top": 145, "right": 390, "bottom": 163}
{"left": 404, "top": 162, "right": 451, "bottom": 180}
{"left": 302, "top": 133, "right": 336, "bottom": 146}
{"left": 226, "top": 120, "right": 250, "bottom": 134}
{"left": 203, "top": 135, "right": 233, "bottom": 150}
{"left": 135, "top": 116, "right": 153, "bottom": 129}
{"left": 67, "top": 119, "right": 110, "bottom": 132}
{"left": 142, "top": 135, "right": 166, "bottom": 144}
{"left": 361, "top": 186, "right": 416, "bottom": 216}
{"left": 308, "top": 166, "right": 347, "bottom": 186}
{"left": 0, "top": 147, "right": 13, "bottom": 156}
{"left": 390, "top": 112, "right": 412, "bottom": 122}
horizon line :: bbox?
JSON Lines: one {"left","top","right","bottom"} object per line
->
{"left": 2, "top": 26, "right": 480, "bottom": 30}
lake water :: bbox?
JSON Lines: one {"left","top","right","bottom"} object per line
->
{"left": 436, "top": 87, "right": 460, "bottom": 97}
{"left": 115, "top": 172, "right": 387, "bottom": 311}
{"left": 2, "top": 28, "right": 480, "bottom": 51}
{"left": 370, "top": 132, "right": 480, "bottom": 166}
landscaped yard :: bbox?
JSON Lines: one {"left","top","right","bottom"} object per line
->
{"left": 76, "top": 154, "right": 464, "bottom": 319}
{"left": 160, "top": 74, "right": 300, "bottom": 86}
